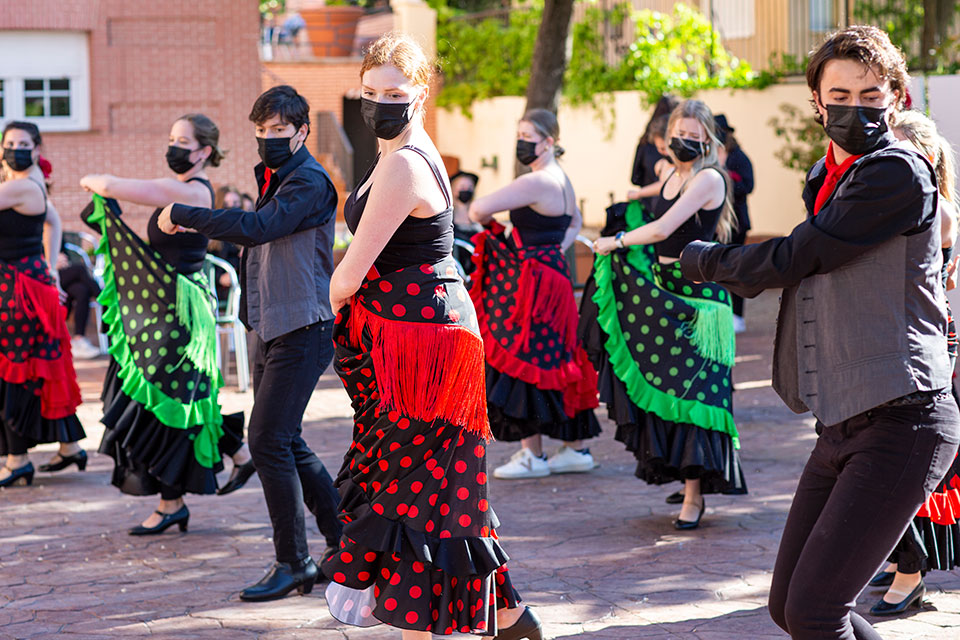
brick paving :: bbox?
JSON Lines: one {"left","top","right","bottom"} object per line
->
{"left": 2, "top": 289, "right": 960, "bottom": 639}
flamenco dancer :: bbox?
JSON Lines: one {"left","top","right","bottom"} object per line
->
{"left": 320, "top": 33, "right": 540, "bottom": 639}
{"left": 79, "top": 113, "right": 253, "bottom": 534}
{"left": 0, "top": 121, "right": 84, "bottom": 488}
{"left": 159, "top": 87, "right": 343, "bottom": 602}
{"left": 680, "top": 27, "right": 959, "bottom": 639}
{"left": 468, "top": 109, "right": 600, "bottom": 480}
{"left": 587, "top": 100, "right": 746, "bottom": 530}
{"left": 866, "top": 109, "right": 960, "bottom": 616}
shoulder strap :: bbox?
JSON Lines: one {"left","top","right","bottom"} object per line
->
{"left": 187, "top": 177, "right": 216, "bottom": 208}
{"left": 399, "top": 145, "right": 452, "bottom": 209}
{"left": 27, "top": 176, "right": 48, "bottom": 214}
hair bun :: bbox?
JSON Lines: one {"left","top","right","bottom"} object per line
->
{"left": 554, "top": 145, "right": 566, "bottom": 158}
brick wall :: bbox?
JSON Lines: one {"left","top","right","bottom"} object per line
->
{"left": 261, "top": 58, "right": 439, "bottom": 146}
{"left": 1, "top": 0, "right": 263, "bottom": 235}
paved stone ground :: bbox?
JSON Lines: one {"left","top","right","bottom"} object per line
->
{"left": 3, "top": 289, "right": 960, "bottom": 639}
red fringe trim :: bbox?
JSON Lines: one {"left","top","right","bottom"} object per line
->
{"left": 0, "top": 272, "right": 80, "bottom": 419}
{"left": 349, "top": 302, "right": 492, "bottom": 441}
{"left": 506, "top": 258, "right": 578, "bottom": 353}
{"left": 916, "top": 471, "right": 960, "bottom": 525}
{"left": 470, "top": 229, "right": 599, "bottom": 418}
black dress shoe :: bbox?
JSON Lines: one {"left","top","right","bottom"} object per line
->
{"left": 665, "top": 490, "right": 684, "bottom": 505}
{"left": 129, "top": 505, "right": 190, "bottom": 536}
{"left": 39, "top": 450, "right": 88, "bottom": 472}
{"left": 870, "top": 581, "right": 925, "bottom": 616}
{"left": 674, "top": 497, "right": 706, "bottom": 530}
{"left": 0, "top": 462, "right": 34, "bottom": 488}
{"left": 240, "top": 557, "right": 318, "bottom": 602}
{"left": 217, "top": 460, "right": 256, "bottom": 496}
{"left": 869, "top": 570, "right": 896, "bottom": 588}
{"left": 493, "top": 606, "right": 543, "bottom": 640}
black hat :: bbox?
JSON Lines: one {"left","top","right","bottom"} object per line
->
{"left": 713, "top": 114, "right": 734, "bottom": 144}
{"left": 449, "top": 170, "right": 479, "bottom": 185}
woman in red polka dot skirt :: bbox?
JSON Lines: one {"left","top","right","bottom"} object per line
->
{"left": 323, "top": 33, "right": 540, "bottom": 640}
{"left": 0, "top": 121, "right": 84, "bottom": 488}
{"left": 468, "top": 110, "right": 600, "bottom": 481}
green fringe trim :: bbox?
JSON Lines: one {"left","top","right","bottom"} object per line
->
{"left": 88, "top": 195, "right": 224, "bottom": 468}
{"left": 176, "top": 275, "right": 219, "bottom": 380}
{"left": 591, "top": 201, "right": 739, "bottom": 447}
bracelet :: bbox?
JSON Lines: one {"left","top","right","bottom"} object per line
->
{"left": 615, "top": 231, "right": 625, "bottom": 249}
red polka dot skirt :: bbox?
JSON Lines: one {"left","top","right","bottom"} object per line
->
{"left": 0, "top": 255, "right": 84, "bottom": 452}
{"left": 323, "top": 258, "right": 521, "bottom": 635}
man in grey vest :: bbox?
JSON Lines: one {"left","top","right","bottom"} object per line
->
{"left": 680, "top": 27, "right": 959, "bottom": 640}
{"left": 160, "top": 86, "right": 341, "bottom": 601}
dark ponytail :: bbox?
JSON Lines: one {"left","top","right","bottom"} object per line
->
{"left": 178, "top": 113, "right": 227, "bottom": 167}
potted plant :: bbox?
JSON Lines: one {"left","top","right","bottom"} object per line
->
{"left": 300, "top": 1, "right": 366, "bottom": 57}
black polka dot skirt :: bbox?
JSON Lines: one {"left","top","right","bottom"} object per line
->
{"left": 469, "top": 225, "right": 601, "bottom": 442}
{"left": 0, "top": 255, "right": 84, "bottom": 453}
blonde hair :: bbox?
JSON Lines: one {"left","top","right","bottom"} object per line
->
{"left": 891, "top": 110, "right": 956, "bottom": 204}
{"left": 360, "top": 32, "right": 434, "bottom": 87}
{"left": 665, "top": 100, "right": 737, "bottom": 243}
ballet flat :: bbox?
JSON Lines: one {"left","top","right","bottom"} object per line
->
{"left": 493, "top": 606, "right": 543, "bottom": 640}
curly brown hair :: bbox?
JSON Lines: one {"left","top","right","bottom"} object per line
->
{"left": 806, "top": 26, "right": 910, "bottom": 124}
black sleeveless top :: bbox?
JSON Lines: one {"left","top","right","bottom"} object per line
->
{"left": 654, "top": 168, "right": 726, "bottom": 259}
{"left": 0, "top": 179, "right": 46, "bottom": 261}
{"left": 147, "top": 177, "right": 214, "bottom": 275}
{"left": 508, "top": 172, "right": 572, "bottom": 246}
{"left": 344, "top": 146, "right": 454, "bottom": 274}
{"left": 509, "top": 207, "right": 571, "bottom": 246}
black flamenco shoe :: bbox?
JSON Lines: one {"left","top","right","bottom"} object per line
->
{"left": 0, "top": 462, "right": 35, "bottom": 488}
{"left": 869, "top": 570, "right": 896, "bottom": 588}
{"left": 665, "top": 491, "right": 684, "bottom": 505}
{"left": 494, "top": 606, "right": 543, "bottom": 640}
{"left": 128, "top": 505, "right": 190, "bottom": 536}
{"left": 870, "top": 581, "right": 925, "bottom": 616}
{"left": 240, "top": 556, "right": 318, "bottom": 602}
{"left": 674, "top": 497, "right": 706, "bottom": 530}
{"left": 217, "top": 459, "right": 256, "bottom": 496}
{"left": 39, "top": 449, "right": 88, "bottom": 473}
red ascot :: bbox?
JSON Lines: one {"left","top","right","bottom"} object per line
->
{"left": 813, "top": 142, "right": 862, "bottom": 215}
{"left": 260, "top": 168, "right": 273, "bottom": 197}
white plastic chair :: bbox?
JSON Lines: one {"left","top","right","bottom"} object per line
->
{"left": 203, "top": 255, "right": 249, "bottom": 391}
{"left": 62, "top": 239, "right": 109, "bottom": 355}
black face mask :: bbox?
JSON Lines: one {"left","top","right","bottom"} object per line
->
{"left": 360, "top": 98, "right": 413, "bottom": 140}
{"left": 457, "top": 189, "right": 474, "bottom": 204}
{"left": 257, "top": 136, "right": 295, "bottom": 170}
{"left": 166, "top": 146, "right": 197, "bottom": 175}
{"left": 516, "top": 140, "right": 540, "bottom": 166}
{"left": 3, "top": 148, "right": 34, "bottom": 172}
{"left": 823, "top": 104, "right": 889, "bottom": 156}
{"left": 669, "top": 137, "right": 704, "bottom": 163}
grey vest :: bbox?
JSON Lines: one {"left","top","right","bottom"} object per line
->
{"left": 772, "top": 155, "right": 950, "bottom": 427}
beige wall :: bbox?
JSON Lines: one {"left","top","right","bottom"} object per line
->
{"left": 435, "top": 82, "right": 813, "bottom": 237}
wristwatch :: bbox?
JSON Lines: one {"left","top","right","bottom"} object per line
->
{"left": 615, "top": 231, "right": 626, "bottom": 249}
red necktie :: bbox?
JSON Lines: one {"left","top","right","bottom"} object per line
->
{"left": 260, "top": 168, "right": 273, "bottom": 197}
{"left": 814, "top": 142, "right": 862, "bottom": 216}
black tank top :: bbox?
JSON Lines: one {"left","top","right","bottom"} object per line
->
{"left": 508, "top": 172, "right": 572, "bottom": 246}
{"left": 147, "top": 177, "right": 214, "bottom": 275}
{"left": 654, "top": 168, "right": 726, "bottom": 259}
{"left": 343, "top": 146, "right": 454, "bottom": 274}
{"left": 0, "top": 179, "right": 46, "bottom": 261}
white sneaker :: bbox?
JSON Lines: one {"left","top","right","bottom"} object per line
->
{"left": 493, "top": 448, "right": 550, "bottom": 479}
{"left": 547, "top": 446, "right": 596, "bottom": 474}
{"left": 71, "top": 336, "right": 100, "bottom": 359}
{"left": 732, "top": 315, "right": 746, "bottom": 334}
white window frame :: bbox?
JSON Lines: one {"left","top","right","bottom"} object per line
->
{"left": 0, "top": 31, "right": 90, "bottom": 132}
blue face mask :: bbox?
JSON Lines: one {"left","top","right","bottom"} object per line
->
{"left": 3, "top": 147, "right": 33, "bottom": 172}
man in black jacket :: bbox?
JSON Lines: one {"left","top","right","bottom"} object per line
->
{"left": 680, "top": 27, "right": 959, "bottom": 640}
{"left": 159, "top": 86, "right": 341, "bottom": 601}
